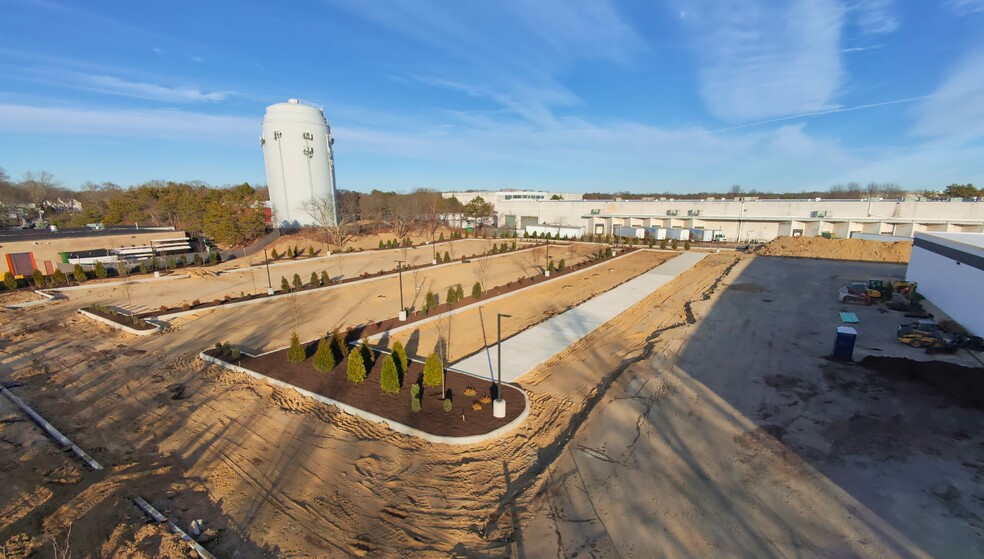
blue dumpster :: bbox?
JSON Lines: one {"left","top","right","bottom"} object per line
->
{"left": 833, "top": 326, "right": 857, "bottom": 361}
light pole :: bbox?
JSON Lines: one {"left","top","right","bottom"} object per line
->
{"left": 395, "top": 260, "right": 406, "bottom": 320}
{"left": 263, "top": 248, "right": 274, "bottom": 295}
{"left": 494, "top": 313, "right": 511, "bottom": 418}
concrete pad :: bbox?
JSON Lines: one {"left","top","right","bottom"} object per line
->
{"left": 451, "top": 252, "right": 708, "bottom": 382}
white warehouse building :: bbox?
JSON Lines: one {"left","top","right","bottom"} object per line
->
{"left": 905, "top": 232, "right": 984, "bottom": 337}
{"left": 261, "top": 99, "right": 339, "bottom": 228}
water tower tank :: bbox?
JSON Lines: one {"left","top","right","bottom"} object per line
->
{"left": 260, "top": 99, "right": 338, "bottom": 228}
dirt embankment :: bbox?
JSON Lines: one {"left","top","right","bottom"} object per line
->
{"left": 752, "top": 236, "right": 912, "bottom": 262}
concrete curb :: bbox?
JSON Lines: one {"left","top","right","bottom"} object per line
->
{"left": 53, "top": 273, "right": 190, "bottom": 292}
{"left": 198, "top": 351, "right": 530, "bottom": 445}
{"left": 1, "top": 386, "right": 103, "bottom": 470}
{"left": 78, "top": 308, "right": 161, "bottom": 336}
{"left": 157, "top": 243, "right": 560, "bottom": 321}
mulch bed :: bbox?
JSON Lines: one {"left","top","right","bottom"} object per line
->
{"left": 82, "top": 306, "right": 157, "bottom": 331}
{"left": 209, "top": 344, "right": 526, "bottom": 438}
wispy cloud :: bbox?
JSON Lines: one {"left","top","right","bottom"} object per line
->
{"left": 673, "top": 0, "right": 845, "bottom": 123}
{"left": 0, "top": 103, "right": 254, "bottom": 143}
{"left": 946, "top": 0, "right": 984, "bottom": 15}
{"left": 329, "top": 0, "right": 645, "bottom": 126}
{"left": 70, "top": 74, "right": 231, "bottom": 102}
{"left": 842, "top": 44, "right": 882, "bottom": 53}
{"left": 713, "top": 95, "right": 931, "bottom": 132}
{"left": 911, "top": 46, "right": 984, "bottom": 140}
{"left": 849, "top": 0, "right": 900, "bottom": 35}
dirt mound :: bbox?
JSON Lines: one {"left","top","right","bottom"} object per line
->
{"left": 752, "top": 236, "right": 912, "bottom": 262}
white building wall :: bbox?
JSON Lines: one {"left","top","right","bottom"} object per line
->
{"left": 906, "top": 246, "right": 984, "bottom": 336}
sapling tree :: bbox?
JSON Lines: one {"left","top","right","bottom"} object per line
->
{"left": 423, "top": 351, "right": 443, "bottom": 387}
{"left": 472, "top": 281, "right": 482, "bottom": 299}
{"left": 313, "top": 337, "right": 335, "bottom": 372}
{"left": 392, "top": 339, "right": 408, "bottom": 375}
{"left": 347, "top": 347, "right": 367, "bottom": 383}
{"left": 292, "top": 273, "right": 303, "bottom": 290}
{"left": 380, "top": 354, "right": 400, "bottom": 394}
{"left": 287, "top": 332, "right": 305, "bottom": 363}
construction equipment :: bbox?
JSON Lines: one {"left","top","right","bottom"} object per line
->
{"left": 865, "top": 278, "right": 915, "bottom": 299}
{"left": 838, "top": 283, "right": 872, "bottom": 305}
{"left": 897, "top": 320, "right": 957, "bottom": 349}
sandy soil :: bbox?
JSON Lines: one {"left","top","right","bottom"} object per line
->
{"left": 4, "top": 244, "right": 971, "bottom": 557}
{"left": 61, "top": 239, "right": 571, "bottom": 317}
{"left": 382, "top": 251, "right": 676, "bottom": 362}
{"left": 0, "top": 290, "right": 47, "bottom": 306}
{"left": 752, "top": 236, "right": 912, "bottom": 262}
{"left": 0, "top": 248, "right": 714, "bottom": 557}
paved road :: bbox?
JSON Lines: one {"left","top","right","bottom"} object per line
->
{"left": 451, "top": 252, "right": 708, "bottom": 382}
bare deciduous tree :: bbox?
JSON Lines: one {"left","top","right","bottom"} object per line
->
{"left": 474, "top": 256, "right": 493, "bottom": 291}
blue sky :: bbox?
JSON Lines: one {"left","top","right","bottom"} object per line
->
{"left": 1, "top": 0, "right": 982, "bottom": 194}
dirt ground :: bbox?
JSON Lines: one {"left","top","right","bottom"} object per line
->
{"left": 752, "top": 236, "right": 912, "bottom": 262}
{"left": 2, "top": 244, "right": 981, "bottom": 558}
{"left": 59, "top": 239, "right": 571, "bottom": 318}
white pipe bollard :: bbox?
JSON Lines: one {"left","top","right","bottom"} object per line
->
{"left": 493, "top": 398, "right": 506, "bottom": 418}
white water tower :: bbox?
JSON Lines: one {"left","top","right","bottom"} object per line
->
{"left": 260, "top": 99, "right": 339, "bottom": 228}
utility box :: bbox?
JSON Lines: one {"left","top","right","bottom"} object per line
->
{"left": 832, "top": 326, "right": 857, "bottom": 361}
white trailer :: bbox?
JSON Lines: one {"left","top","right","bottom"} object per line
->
{"left": 613, "top": 225, "right": 645, "bottom": 239}
{"left": 665, "top": 228, "right": 691, "bottom": 241}
{"left": 644, "top": 227, "right": 667, "bottom": 240}
{"left": 690, "top": 228, "right": 725, "bottom": 242}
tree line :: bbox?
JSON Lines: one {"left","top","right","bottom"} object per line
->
{"left": 581, "top": 181, "right": 983, "bottom": 201}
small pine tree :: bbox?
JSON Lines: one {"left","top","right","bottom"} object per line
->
{"left": 280, "top": 276, "right": 290, "bottom": 291}
{"left": 292, "top": 273, "right": 303, "bottom": 290}
{"left": 424, "top": 291, "right": 437, "bottom": 313}
{"left": 320, "top": 270, "right": 331, "bottom": 285}
{"left": 511, "top": 241, "right": 517, "bottom": 250}
{"left": 310, "top": 271, "right": 320, "bottom": 286}
{"left": 287, "top": 332, "right": 305, "bottom": 363}
{"left": 446, "top": 286, "right": 458, "bottom": 305}
{"left": 270, "top": 248, "right": 279, "bottom": 259}
{"left": 423, "top": 351, "right": 442, "bottom": 387}
{"left": 684, "top": 241, "right": 691, "bottom": 251}
{"left": 179, "top": 255, "right": 188, "bottom": 266}
{"left": 51, "top": 269, "right": 66, "bottom": 286}
{"left": 209, "top": 251, "right": 220, "bottom": 264}
{"left": 392, "top": 339, "right": 408, "bottom": 375}
{"left": 455, "top": 283, "right": 464, "bottom": 301}
{"left": 380, "top": 355, "right": 400, "bottom": 394}
{"left": 32, "top": 269, "right": 45, "bottom": 288}
{"left": 347, "top": 348, "right": 367, "bottom": 383}
{"left": 286, "top": 246, "right": 294, "bottom": 258}
{"left": 313, "top": 337, "right": 335, "bottom": 372}
{"left": 73, "top": 264, "right": 86, "bottom": 283}
{"left": 472, "top": 281, "right": 482, "bottom": 299}
{"left": 443, "top": 251, "right": 451, "bottom": 262}
{"left": 660, "top": 239, "right": 668, "bottom": 250}
{"left": 411, "top": 396, "right": 422, "bottom": 413}
{"left": 94, "top": 262, "right": 108, "bottom": 278}
{"left": 194, "top": 253, "right": 204, "bottom": 265}
{"left": 333, "top": 330, "right": 348, "bottom": 359}
{"left": 4, "top": 271, "right": 17, "bottom": 290}
{"left": 167, "top": 256, "right": 176, "bottom": 269}
{"left": 671, "top": 239, "right": 679, "bottom": 250}
{"left": 443, "top": 397, "right": 453, "bottom": 412}
{"left": 547, "top": 260, "right": 556, "bottom": 272}
{"left": 378, "top": 239, "right": 385, "bottom": 249}
{"left": 558, "top": 258, "right": 566, "bottom": 271}
{"left": 438, "top": 232, "right": 445, "bottom": 241}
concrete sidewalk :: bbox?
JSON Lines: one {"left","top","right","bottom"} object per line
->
{"left": 451, "top": 251, "right": 708, "bottom": 383}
